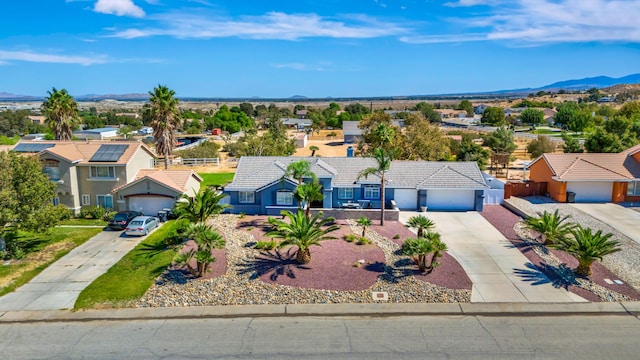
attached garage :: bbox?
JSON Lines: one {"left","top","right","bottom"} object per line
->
{"left": 393, "top": 189, "right": 418, "bottom": 210}
{"left": 127, "top": 195, "right": 176, "bottom": 216}
{"left": 426, "top": 190, "right": 476, "bottom": 211}
{"left": 566, "top": 182, "right": 613, "bottom": 202}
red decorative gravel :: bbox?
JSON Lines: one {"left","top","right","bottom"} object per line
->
{"left": 481, "top": 205, "right": 640, "bottom": 301}
{"left": 371, "top": 222, "right": 417, "bottom": 246}
{"left": 412, "top": 253, "right": 473, "bottom": 290}
{"left": 173, "top": 240, "right": 227, "bottom": 280}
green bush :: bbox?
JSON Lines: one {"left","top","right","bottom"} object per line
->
{"left": 255, "top": 240, "right": 277, "bottom": 250}
{"left": 163, "top": 219, "right": 191, "bottom": 247}
{"left": 79, "top": 206, "right": 107, "bottom": 219}
{"left": 393, "top": 234, "right": 400, "bottom": 240}
{"left": 54, "top": 205, "right": 73, "bottom": 221}
{"left": 344, "top": 234, "right": 357, "bottom": 242}
{"left": 356, "top": 237, "right": 371, "bottom": 245}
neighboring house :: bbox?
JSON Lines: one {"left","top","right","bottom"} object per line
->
{"left": 528, "top": 144, "right": 640, "bottom": 203}
{"left": 12, "top": 141, "right": 156, "bottom": 214}
{"left": 224, "top": 157, "right": 488, "bottom": 215}
{"left": 73, "top": 127, "right": 119, "bottom": 140}
{"left": 542, "top": 108, "right": 557, "bottom": 124}
{"left": 112, "top": 169, "right": 202, "bottom": 216}
{"left": 28, "top": 115, "right": 45, "bottom": 125}
{"left": 474, "top": 104, "right": 488, "bottom": 115}
{"left": 281, "top": 118, "right": 312, "bottom": 130}
{"left": 342, "top": 121, "right": 362, "bottom": 144}
{"left": 435, "top": 109, "right": 467, "bottom": 119}
{"left": 295, "top": 109, "right": 308, "bottom": 119}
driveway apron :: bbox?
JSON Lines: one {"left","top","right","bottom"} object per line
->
{"left": 399, "top": 211, "right": 586, "bottom": 303}
{"left": 570, "top": 203, "right": 640, "bottom": 245}
{"left": 0, "top": 227, "right": 157, "bottom": 311}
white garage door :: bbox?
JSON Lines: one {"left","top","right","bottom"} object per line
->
{"left": 567, "top": 182, "right": 613, "bottom": 202}
{"left": 393, "top": 189, "right": 418, "bottom": 210}
{"left": 128, "top": 196, "right": 176, "bottom": 216}
{"left": 427, "top": 190, "right": 476, "bottom": 211}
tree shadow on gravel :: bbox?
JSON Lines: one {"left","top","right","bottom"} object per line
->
{"left": 237, "top": 249, "right": 310, "bottom": 281}
{"left": 513, "top": 262, "right": 579, "bottom": 289}
{"left": 236, "top": 219, "right": 273, "bottom": 233}
{"left": 509, "top": 239, "right": 549, "bottom": 256}
{"left": 155, "top": 268, "right": 193, "bottom": 285}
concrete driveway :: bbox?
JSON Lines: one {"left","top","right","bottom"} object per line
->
{"left": 570, "top": 203, "right": 640, "bottom": 245}
{"left": 0, "top": 225, "right": 160, "bottom": 311}
{"left": 399, "top": 211, "right": 586, "bottom": 303}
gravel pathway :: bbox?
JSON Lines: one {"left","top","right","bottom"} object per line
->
{"left": 136, "top": 215, "right": 470, "bottom": 307}
{"left": 505, "top": 196, "right": 640, "bottom": 291}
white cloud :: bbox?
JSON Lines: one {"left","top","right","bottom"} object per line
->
{"left": 409, "top": 0, "right": 640, "bottom": 44}
{"left": 272, "top": 62, "right": 334, "bottom": 72}
{"left": 0, "top": 50, "right": 107, "bottom": 66}
{"left": 107, "top": 11, "right": 408, "bottom": 40}
{"left": 94, "top": 0, "right": 145, "bottom": 18}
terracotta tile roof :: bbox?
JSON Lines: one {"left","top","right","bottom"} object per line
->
{"left": 113, "top": 169, "right": 201, "bottom": 193}
{"left": 533, "top": 147, "right": 640, "bottom": 181}
{"left": 34, "top": 141, "right": 155, "bottom": 164}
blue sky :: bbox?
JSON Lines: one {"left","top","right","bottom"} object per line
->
{"left": 1, "top": 0, "right": 639, "bottom": 98}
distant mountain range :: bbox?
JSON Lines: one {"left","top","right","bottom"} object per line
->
{"left": 1, "top": 73, "right": 639, "bottom": 101}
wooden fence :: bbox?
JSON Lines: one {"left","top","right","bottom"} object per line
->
{"left": 504, "top": 181, "right": 547, "bottom": 199}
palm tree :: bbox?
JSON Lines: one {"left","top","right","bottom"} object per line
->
{"left": 524, "top": 209, "right": 575, "bottom": 245}
{"left": 309, "top": 145, "right": 319, "bottom": 157}
{"left": 401, "top": 232, "right": 448, "bottom": 273}
{"left": 552, "top": 225, "right": 621, "bottom": 277}
{"left": 175, "top": 188, "right": 231, "bottom": 223}
{"left": 175, "top": 223, "right": 226, "bottom": 277}
{"left": 285, "top": 159, "right": 314, "bottom": 185}
{"left": 357, "top": 147, "right": 391, "bottom": 226}
{"left": 42, "top": 87, "right": 78, "bottom": 140}
{"left": 405, "top": 215, "right": 435, "bottom": 238}
{"left": 293, "top": 180, "right": 324, "bottom": 217}
{"left": 267, "top": 210, "right": 339, "bottom": 264}
{"left": 356, "top": 216, "right": 371, "bottom": 237}
{"left": 145, "top": 85, "right": 180, "bottom": 169}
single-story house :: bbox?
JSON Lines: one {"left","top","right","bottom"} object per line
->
{"left": 224, "top": 156, "right": 488, "bottom": 215}
{"left": 528, "top": 144, "right": 640, "bottom": 203}
{"left": 112, "top": 169, "right": 202, "bottom": 216}
{"left": 281, "top": 118, "right": 312, "bottom": 130}
{"left": 73, "top": 127, "right": 119, "bottom": 140}
{"left": 342, "top": 121, "right": 362, "bottom": 144}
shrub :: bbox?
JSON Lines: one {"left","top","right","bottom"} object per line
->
{"left": 393, "top": 234, "right": 400, "bottom": 240}
{"left": 163, "top": 219, "right": 191, "bottom": 247}
{"left": 356, "top": 237, "right": 371, "bottom": 245}
{"left": 344, "top": 234, "right": 357, "bottom": 242}
{"left": 54, "top": 205, "right": 73, "bottom": 221}
{"left": 79, "top": 206, "right": 107, "bottom": 220}
{"left": 255, "top": 240, "right": 277, "bottom": 250}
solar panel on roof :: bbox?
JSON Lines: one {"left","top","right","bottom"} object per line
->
{"left": 89, "top": 144, "right": 128, "bottom": 162}
{"left": 12, "top": 143, "right": 55, "bottom": 153}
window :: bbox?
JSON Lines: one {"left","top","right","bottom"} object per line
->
{"left": 628, "top": 181, "right": 640, "bottom": 196}
{"left": 276, "top": 190, "right": 294, "bottom": 206}
{"left": 96, "top": 195, "right": 113, "bottom": 209}
{"left": 337, "top": 188, "right": 353, "bottom": 200}
{"left": 364, "top": 185, "right": 380, "bottom": 199}
{"left": 52, "top": 197, "right": 60, "bottom": 206}
{"left": 82, "top": 194, "right": 91, "bottom": 206}
{"left": 90, "top": 166, "right": 116, "bottom": 178}
{"left": 42, "top": 159, "right": 60, "bottom": 181}
{"left": 238, "top": 191, "right": 255, "bottom": 203}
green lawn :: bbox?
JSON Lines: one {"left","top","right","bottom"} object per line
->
{"left": 198, "top": 172, "right": 235, "bottom": 191}
{"left": 0, "top": 135, "right": 20, "bottom": 145}
{"left": 0, "top": 227, "right": 102, "bottom": 296}
{"left": 59, "top": 218, "right": 108, "bottom": 226}
{"left": 74, "top": 220, "right": 179, "bottom": 309}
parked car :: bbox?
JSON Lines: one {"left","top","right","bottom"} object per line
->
{"left": 107, "top": 211, "right": 143, "bottom": 230}
{"left": 125, "top": 216, "right": 159, "bottom": 236}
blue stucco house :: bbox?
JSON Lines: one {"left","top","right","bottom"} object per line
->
{"left": 224, "top": 157, "right": 489, "bottom": 215}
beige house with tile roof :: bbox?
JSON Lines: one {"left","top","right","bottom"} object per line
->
{"left": 528, "top": 144, "right": 640, "bottom": 203}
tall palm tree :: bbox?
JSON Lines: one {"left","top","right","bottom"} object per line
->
{"left": 175, "top": 188, "right": 231, "bottom": 223}
{"left": 42, "top": 87, "right": 78, "bottom": 140}
{"left": 145, "top": 85, "right": 180, "bottom": 169}
{"left": 524, "top": 209, "right": 575, "bottom": 245}
{"left": 267, "top": 210, "right": 339, "bottom": 264}
{"left": 293, "top": 180, "right": 324, "bottom": 217}
{"left": 356, "top": 216, "right": 372, "bottom": 237}
{"left": 285, "top": 159, "right": 314, "bottom": 185}
{"left": 405, "top": 215, "right": 435, "bottom": 238}
{"left": 552, "top": 225, "right": 621, "bottom": 277}
{"left": 175, "top": 223, "right": 226, "bottom": 277}
{"left": 357, "top": 147, "right": 391, "bottom": 226}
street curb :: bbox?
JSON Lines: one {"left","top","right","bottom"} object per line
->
{"left": 1, "top": 302, "right": 639, "bottom": 323}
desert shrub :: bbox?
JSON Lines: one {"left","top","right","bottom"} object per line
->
{"left": 344, "top": 234, "right": 357, "bottom": 242}
{"left": 255, "top": 240, "right": 277, "bottom": 250}
{"left": 356, "top": 237, "right": 371, "bottom": 245}
{"left": 393, "top": 234, "right": 400, "bottom": 239}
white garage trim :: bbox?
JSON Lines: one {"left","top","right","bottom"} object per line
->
{"left": 426, "top": 189, "right": 476, "bottom": 211}
{"left": 127, "top": 195, "right": 176, "bottom": 216}
{"left": 566, "top": 181, "right": 613, "bottom": 202}
{"left": 393, "top": 189, "right": 418, "bottom": 210}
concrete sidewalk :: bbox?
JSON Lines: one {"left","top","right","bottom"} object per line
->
{"left": 400, "top": 211, "right": 586, "bottom": 303}
{"left": 0, "top": 226, "right": 160, "bottom": 311}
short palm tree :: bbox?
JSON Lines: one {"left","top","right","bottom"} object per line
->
{"left": 401, "top": 232, "right": 448, "bottom": 273}
{"left": 357, "top": 147, "right": 391, "bottom": 226}
{"left": 293, "top": 180, "right": 324, "bottom": 217}
{"left": 309, "top": 145, "right": 319, "bottom": 157}
{"left": 356, "top": 216, "right": 372, "bottom": 237}
{"left": 175, "top": 188, "right": 231, "bottom": 223}
{"left": 552, "top": 225, "right": 621, "bottom": 277}
{"left": 267, "top": 210, "right": 339, "bottom": 264}
{"left": 285, "top": 160, "right": 315, "bottom": 185}
{"left": 175, "top": 223, "right": 226, "bottom": 277}
{"left": 524, "top": 209, "right": 575, "bottom": 245}
{"left": 405, "top": 215, "right": 435, "bottom": 238}
{"left": 42, "top": 87, "right": 78, "bottom": 140}
{"left": 145, "top": 85, "right": 180, "bottom": 169}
